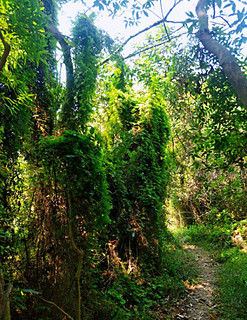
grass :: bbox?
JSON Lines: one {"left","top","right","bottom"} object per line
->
{"left": 217, "top": 248, "right": 247, "bottom": 319}
{"left": 174, "top": 221, "right": 247, "bottom": 320}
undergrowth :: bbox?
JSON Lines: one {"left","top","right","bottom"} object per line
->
{"left": 93, "top": 235, "right": 198, "bottom": 319}
{"left": 175, "top": 220, "right": 247, "bottom": 320}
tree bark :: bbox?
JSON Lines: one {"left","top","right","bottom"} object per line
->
{"left": 0, "top": 30, "right": 10, "bottom": 74}
{"left": 47, "top": 21, "right": 74, "bottom": 95}
{"left": 68, "top": 194, "right": 84, "bottom": 320}
{"left": 46, "top": 21, "right": 75, "bottom": 129}
{"left": 0, "top": 270, "right": 12, "bottom": 320}
{"left": 195, "top": 0, "right": 247, "bottom": 110}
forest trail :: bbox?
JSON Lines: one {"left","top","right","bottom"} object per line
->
{"left": 172, "top": 244, "right": 219, "bottom": 320}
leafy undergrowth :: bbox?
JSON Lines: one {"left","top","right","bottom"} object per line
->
{"left": 175, "top": 220, "right": 247, "bottom": 320}
{"left": 93, "top": 235, "right": 198, "bottom": 319}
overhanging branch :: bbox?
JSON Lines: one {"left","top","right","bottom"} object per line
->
{"left": 99, "top": 0, "right": 184, "bottom": 65}
{"left": 123, "top": 27, "right": 185, "bottom": 60}
{"left": 196, "top": 0, "right": 247, "bottom": 110}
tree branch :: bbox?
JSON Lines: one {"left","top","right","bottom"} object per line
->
{"left": 40, "top": 297, "right": 74, "bottom": 320}
{"left": 196, "top": 0, "right": 247, "bottom": 110}
{"left": 46, "top": 21, "right": 74, "bottom": 92}
{"left": 123, "top": 27, "right": 185, "bottom": 60}
{"left": 160, "top": 0, "right": 170, "bottom": 41}
{"left": 196, "top": 0, "right": 209, "bottom": 30}
{"left": 99, "top": 0, "right": 184, "bottom": 65}
{"left": 0, "top": 29, "right": 10, "bottom": 73}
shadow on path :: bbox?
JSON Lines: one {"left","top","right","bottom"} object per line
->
{"left": 171, "top": 244, "right": 219, "bottom": 320}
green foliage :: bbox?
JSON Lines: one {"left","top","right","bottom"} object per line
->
{"left": 40, "top": 130, "right": 111, "bottom": 228}
{"left": 190, "top": 67, "right": 247, "bottom": 169}
{"left": 72, "top": 15, "right": 103, "bottom": 127}
{"left": 177, "top": 224, "right": 234, "bottom": 249}
{"left": 217, "top": 250, "right": 247, "bottom": 319}
{"left": 0, "top": 0, "right": 49, "bottom": 74}
{"left": 2, "top": 0, "right": 247, "bottom": 318}
{"left": 104, "top": 273, "right": 175, "bottom": 319}
{"left": 0, "top": 205, "right": 12, "bottom": 256}
{"left": 0, "top": 126, "right": 7, "bottom": 194}
{"left": 133, "top": 27, "right": 247, "bottom": 226}
{"left": 41, "top": 0, "right": 58, "bottom": 22}
{"left": 88, "top": 234, "right": 198, "bottom": 319}
{"left": 97, "top": 86, "right": 171, "bottom": 259}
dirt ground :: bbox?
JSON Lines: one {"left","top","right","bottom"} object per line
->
{"left": 171, "top": 244, "right": 220, "bottom": 320}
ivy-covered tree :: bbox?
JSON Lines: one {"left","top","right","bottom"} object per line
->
{"left": 94, "top": 56, "right": 171, "bottom": 271}
{"left": 0, "top": 2, "right": 111, "bottom": 319}
{"left": 0, "top": 1, "right": 56, "bottom": 318}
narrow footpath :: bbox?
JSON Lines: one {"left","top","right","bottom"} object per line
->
{"left": 172, "top": 244, "right": 220, "bottom": 320}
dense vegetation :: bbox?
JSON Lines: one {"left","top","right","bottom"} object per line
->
{"left": 0, "top": 0, "right": 246, "bottom": 319}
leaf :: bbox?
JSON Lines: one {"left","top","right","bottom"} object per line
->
{"left": 231, "top": 0, "right": 236, "bottom": 13}
{"left": 22, "top": 289, "right": 40, "bottom": 295}
{"left": 64, "top": 155, "right": 76, "bottom": 158}
{"left": 186, "top": 11, "right": 195, "bottom": 18}
{"left": 215, "top": 0, "right": 222, "bottom": 8}
{"left": 237, "top": 9, "right": 244, "bottom": 21}
{"left": 143, "top": 10, "right": 149, "bottom": 17}
{"left": 89, "top": 127, "right": 95, "bottom": 134}
{"left": 223, "top": 3, "right": 231, "bottom": 9}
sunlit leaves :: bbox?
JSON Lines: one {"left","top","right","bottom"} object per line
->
{"left": 93, "top": 0, "right": 129, "bottom": 14}
{"left": 0, "top": 0, "right": 49, "bottom": 93}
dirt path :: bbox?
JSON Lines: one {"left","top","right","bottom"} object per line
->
{"left": 172, "top": 244, "right": 219, "bottom": 320}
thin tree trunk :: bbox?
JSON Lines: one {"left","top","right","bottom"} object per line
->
{"left": 68, "top": 194, "right": 84, "bottom": 320}
{"left": 196, "top": 0, "right": 247, "bottom": 110}
{"left": 0, "top": 30, "right": 10, "bottom": 74}
{"left": 46, "top": 21, "right": 75, "bottom": 129}
{"left": 0, "top": 270, "right": 12, "bottom": 320}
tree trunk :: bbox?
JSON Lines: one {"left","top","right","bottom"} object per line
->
{"left": 46, "top": 21, "right": 76, "bottom": 129}
{"left": 68, "top": 194, "right": 84, "bottom": 320}
{"left": 196, "top": 0, "right": 247, "bottom": 110}
{"left": 0, "top": 30, "right": 10, "bottom": 74}
{"left": 0, "top": 270, "right": 12, "bottom": 320}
